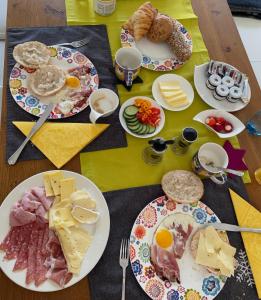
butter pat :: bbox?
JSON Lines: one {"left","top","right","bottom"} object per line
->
{"left": 60, "top": 178, "right": 76, "bottom": 201}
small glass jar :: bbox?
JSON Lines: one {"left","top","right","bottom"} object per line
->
{"left": 142, "top": 138, "right": 172, "bottom": 165}
{"left": 93, "top": 0, "right": 116, "bottom": 16}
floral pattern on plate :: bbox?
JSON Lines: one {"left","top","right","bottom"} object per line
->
{"left": 130, "top": 196, "right": 227, "bottom": 300}
{"left": 120, "top": 20, "right": 192, "bottom": 72}
{"left": 9, "top": 46, "right": 99, "bottom": 119}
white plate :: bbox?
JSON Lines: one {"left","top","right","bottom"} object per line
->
{"left": 152, "top": 74, "right": 194, "bottom": 111}
{"left": 130, "top": 196, "right": 227, "bottom": 300}
{"left": 0, "top": 171, "right": 110, "bottom": 292}
{"left": 119, "top": 96, "right": 165, "bottom": 138}
{"left": 194, "top": 62, "right": 251, "bottom": 112}
{"left": 193, "top": 109, "right": 245, "bottom": 138}
{"left": 120, "top": 18, "right": 193, "bottom": 71}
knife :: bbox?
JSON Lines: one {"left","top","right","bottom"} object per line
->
{"left": 205, "top": 222, "right": 261, "bottom": 233}
{"left": 8, "top": 103, "right": 54, "bottom": 165}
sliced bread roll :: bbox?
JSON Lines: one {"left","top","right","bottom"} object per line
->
{"left": 29, "top": 65, "right": 66, "bottom": 97}
{"left": 161, "top": 170, "right": 204, "bottom": 204}
{"left": 13, "top": 41, "right": 50, "bottom": 69}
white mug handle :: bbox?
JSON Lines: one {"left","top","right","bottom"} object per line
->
{"left": 210, "top": 172, "right": 227, "bottom": 185}
{"left": 89, "top": 110, "right": 102, "bottom": 124}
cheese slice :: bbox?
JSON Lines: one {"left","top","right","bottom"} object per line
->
{"left": 60, "top": 178, "right": 76, "bottom": 201}
{"left": 205, "top": 226, "right": 223, "bottom": 253}
{"left": 229, "top": 189, "right": 261, "bottom": 297}
{"left": 162, "top": 90, "right": 183, "bottom": 99}
{"left": 50, "top": 207, "right": 78, "bottom": 228}
{"left": 48, "top": 171, "right": 64, "bottom": 196}
{"left": 196, "top": 232, "right": 220, "bottom": 269}
{"left": 57, "top": 226, "right": 92, "bottom": 273}
{"left": 195, "top": 227, "right": 236, "bottom": 276}
{"left": 70, "top": 189, "right": 96, "bottom": 209}
{"left": 159, "top": 81, "right": 181, "bottom": 91}
{"left": 12, "top": 122, "right": 110, "bottom": 169}
{"left": 43, "top": 173, "right": 54, "bottom": 196}
{"left": 167, "top": 95, "right": 189, "bottom": 107}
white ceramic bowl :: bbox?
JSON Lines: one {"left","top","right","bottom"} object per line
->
{"left": 194, "top": 62, "right": 251, "bottom": 112}
{"left": 152, "top": 74, "right": 194, "bottom": 111}
{"left": 193, "top": 109, "right": 245, "bottom": 138}
{"left": 119, "top": 96, "right": 165, "bottom": 138}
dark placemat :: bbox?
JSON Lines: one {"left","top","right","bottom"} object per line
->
{"left": 6, "top": 25, "right": 127, "bottom": 162}
{"left": 89, "top": 177, "right": 258, "bottom": 300}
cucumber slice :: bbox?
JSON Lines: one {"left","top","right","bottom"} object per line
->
{"left": 126, "top": 117, "right": 139, "bottom": 124}
{"left": 148, "top": 125, "right": 156, "bottom": 134}
{"left": 123, "top": 112, "right": 136, "bottom": 120}
{"left": 139, "top": 124, "right": 148, "bottom": 135}
{"left": 124, "top": 105, "right": 139, "bottom": 117}
{"left": 127, "top": 123, "right": 141, "bottom": 132}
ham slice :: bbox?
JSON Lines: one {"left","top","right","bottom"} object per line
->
{"left": 47, "top": 269, "right": 73, "bottom": 287}
{"left": 21, "top": 193, "right": 41, "bottom": 212}
{"left": 10, "top": 206, "right": 36, "bottom": 227}
{"left": 151, "top": 244, "right": 180, "bottom": 283}
{"left": 173, "top": 224, "right": 193, "bottom": 259}
{"left": 31, "top": 187, "right": 53, "bottom": 211}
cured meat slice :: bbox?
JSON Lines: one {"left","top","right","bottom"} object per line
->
{"left": 0, "top": 227, "right": 14, "bottom": 251}
{"left": 13, "top": 224, "right": 33, "bottom": 271}
{"left": 10, "top": 206, "right": 36, "bottom": 227}
{"left": 46, "top": 230, "right": 62, "bottom": 258}
{"left": 26, "top": 228, "right": 39, "bottom": 285}
{"left": 4, "top": 226, "right": 22, "bottom": 260}
{"left": 151, "top": 244, "right": 180, "bottom": 283}
{"left": 31, "top": 187, "right": 53, "bottom": 211}
{"left": 173, "top": 224, "right": 193, "bottom": 259}
{"left": 47, "top": 268, "right": 73, "bottom": 287}
{"left": 35, "top": 204, "right": 46, "bottom": 218}
{"left": 21, "top": 193, "right": 41, "bottom": 212}
{"left": 35, "top": 228, "right": 48, "bottom": 286}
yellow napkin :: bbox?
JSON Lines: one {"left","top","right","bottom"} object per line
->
{"left": 13, "top": 121, "right": 109, "bottom": 169}
{"left": 229, "top": 189, "right": 261, "bottom": 297}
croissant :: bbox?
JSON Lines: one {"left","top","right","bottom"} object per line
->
{"left": 123, "top": 2, "right": 157, "bottom": 41}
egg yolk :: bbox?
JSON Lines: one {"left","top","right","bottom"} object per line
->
{"left": 66, "top": 76, "right": 81, "bottom": 88}
{"left": 155, "top": 229, "right": 173, "bottom": 249}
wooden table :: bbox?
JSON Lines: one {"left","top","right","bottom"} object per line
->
{"left": 0, "top": 0, "right": 260, "bottom": 299}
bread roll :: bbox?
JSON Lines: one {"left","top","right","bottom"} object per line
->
{"left": 166, "top": 20, "right": 192, "bottom": 62}
{"left": 13, "top": 41, "right": 50, "bottom": 69}
{"left": 123, "top": 2, "right": 157, "bottom": 41}
{"left": 147, "top": 13, "right": 173, "bottom": 42}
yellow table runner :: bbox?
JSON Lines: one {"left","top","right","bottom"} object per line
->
{"left": 66, "top": 0, "right": 250, "bottom": 191}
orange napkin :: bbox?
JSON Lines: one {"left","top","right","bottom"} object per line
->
{"left": 13, "top": 122, "right": 109, "bottom": 169}
{"left": 229, "top": 189, "right": 261, "bottom": 298}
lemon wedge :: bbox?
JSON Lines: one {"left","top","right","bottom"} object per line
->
{"left": 71, "top": 206, "right": 99, "bottom": 224}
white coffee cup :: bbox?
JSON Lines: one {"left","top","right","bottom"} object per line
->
{"left": 192, "top": 142, "right": 229, "bottom": 184}
{"left": 89, "top": 88, "right": 119, "bottom": 123}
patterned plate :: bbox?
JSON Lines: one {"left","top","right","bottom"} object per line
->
{"left": 130, "top": 196, "right": 228, "bottom": 300}
{"left": 120, "top": 19, "right": 192, "bottom": 71}
{"left": 9, "top": 46, "right": 99, "bottom": 119}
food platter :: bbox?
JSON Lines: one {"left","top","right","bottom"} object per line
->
{"left": 120, "top": 18, "right": 192, "bottom": 72}
{"left": 0, "top": 171, "right": 110, "bottom": 292}
{"left": 119, "top": 96, "right": 165, "bottom": 138}
{"left": 9, "top": 45, "right": 99, "bottom": 119}
{"left": 152, "top": 74, "right": 194, "bottom": 111}
{"left": 194, "top": 62, "right": 251, "bottom": 112}
{"left": 130, "top": 196, "right": 226, "bottom": 300}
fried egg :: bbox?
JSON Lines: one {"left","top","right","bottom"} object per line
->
{"left": 66, "top": 76, "right": 81, "bottom": 89}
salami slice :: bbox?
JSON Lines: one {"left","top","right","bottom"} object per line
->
{"left": 26, "top": 228, "right": 39, "bottom": 285}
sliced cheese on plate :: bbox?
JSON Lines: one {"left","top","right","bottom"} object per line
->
{"left": 57, "top": 226, "right": 92, "bottom": 274}
{"left": 13, "top": 122, "right": 110, "bottom": 169}
{"left": 60, "top": 178, "right": 76, "bottom": 201}
{"left": 159, "top": 81, "right": 181, "bottom": 91}
{"left": 43, "top": 173, "right": 54, "bottom": 196}
{"left": 70, "top": 189, "right": 96, "bottom": 210}
{"left": 71, "top": 206, "right": 99, "bottom": 224}
{"left": 48, "top": 171, "right": 64, "bottom": 196}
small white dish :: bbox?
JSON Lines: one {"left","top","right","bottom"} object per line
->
{"left": 119, "top": 96, "right": 165, "bottom": 138}
{"left": 193, "top": 109, "right": 245, "bottom": 138}
{"left": 152, "top": 74, "right": 194, "bottom": 111}
{"left": 194, "top": 62, "right": 251, "bottom": 112}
